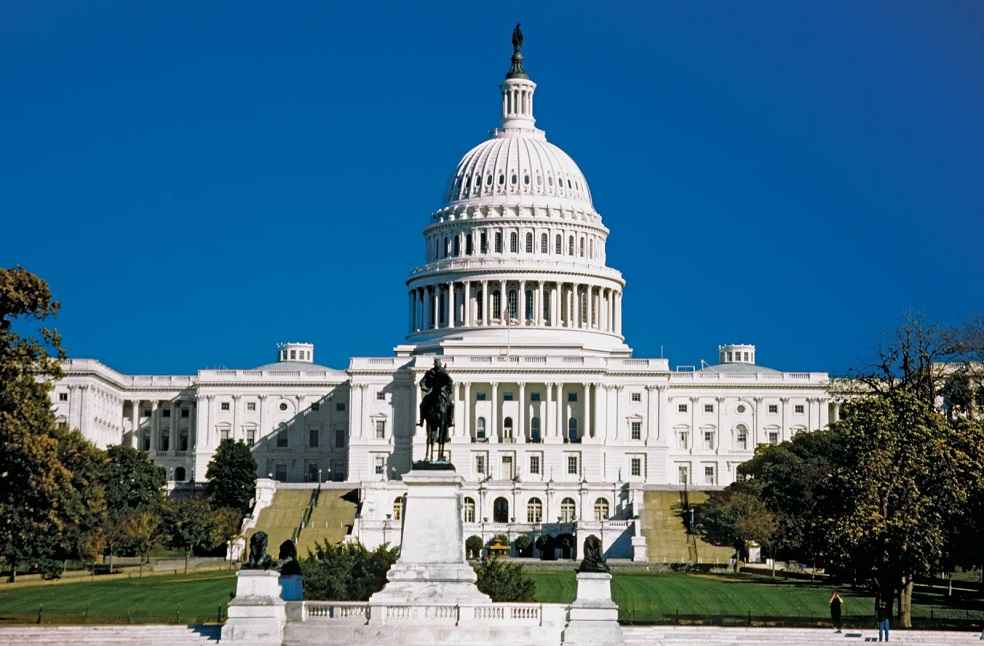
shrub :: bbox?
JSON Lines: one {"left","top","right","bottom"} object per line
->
{"left": 513, "top": 535, "right": 532, "bottom": 557}
{"left": 465, "top": 535, "right": 484, "bottom": 560}
{"left": 474, "top": 557, "right": 535, "bottom": 602}
{"left": 302, "top": 541, "right": 399, "bottom": 601}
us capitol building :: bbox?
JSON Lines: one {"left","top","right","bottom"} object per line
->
{"left": 50, "top": 36, "right": 837, "bottom": 558}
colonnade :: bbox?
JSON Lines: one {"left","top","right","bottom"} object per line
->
{"left": 125, "top": 398, "right": 195, "bottom": 455}
{"left": 408, "top": 280, "right": 622, "bottom": 336}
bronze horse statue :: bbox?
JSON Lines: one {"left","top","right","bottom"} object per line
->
{"left": 418, "top": 359, "right": 454, "bottom": 462}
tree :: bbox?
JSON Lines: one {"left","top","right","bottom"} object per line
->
{"left": 465, "top": 535, "right": 483, "bottom": 560}
{"left": 696, "top": 485, "right": 776, "bottom": 567}
{"left": 206, "top": 439, "right": 257, "bottom": 517}
{"left": 101, "top": 445, "right": 165, "bottom": 569}
{"left": 120, "top": 511, "right": 159, "bottom": 577}
{"left": 512, "top": 534, "right": 532, "bottom": 557}
{"left": 828, "top": 388, "right": 974, "bottom": 628}
{"left": 0, "top": 266, "right": 72, "bottom": 582}
{"left": 54, "top": 429, "right": 109, "bottom": 570}
{"left": 473, "top": 557, "right": 535, "bottom": 602}
{"left": 162, "top": 497, "right": 219, "bottom": 574}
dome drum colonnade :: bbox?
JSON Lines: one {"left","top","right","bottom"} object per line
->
{"left": 405, "top": 34, "right": 624, "bottom": 345}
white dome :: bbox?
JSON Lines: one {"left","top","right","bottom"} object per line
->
{"left": 443, "top": 132, "right": 594, "bottom": 211}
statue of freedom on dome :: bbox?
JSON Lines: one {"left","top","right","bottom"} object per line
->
{"left": 512, "top": 23, "right": 524, "bottom": 53}
{"left": 417, "top": 359, "right": 454, "bottom": 464}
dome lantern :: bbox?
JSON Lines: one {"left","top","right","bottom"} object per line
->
{"left": 500, "top": 23, "right": 536, "bottom": 131}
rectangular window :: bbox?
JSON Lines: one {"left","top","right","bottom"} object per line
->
{"left": 631, "top": 457, "right": 642, "bottom": 477}
{"left": 181, "top": 408, "right": 190, "bottom": 418}
{"left": 495, "top": 232, "right": 503, "bottom": 253}
{"left": 503, "top": 392, "right": 513, "bottom": 401}
{"left": 276, "top": 431, "right": 288, "bottom": 448}
{"left": 476, "top": 392, "right": 487, "bottom": 401}
{"left": 795, "top": 404, "right": 805, "bottom": 414}
{"left": 335, "top": 429, "right": 346, "bottom": 448}
{"left": 247, "top": 402, "right": 256, "bottom": 411}
{"left": 567, "top": 392, "right": 578, "bottom": 402}
{"left": 631, "top": 421, "right": 642, "bottom": 440}
{"left": 704, "top": 465, "right": 715, "bottom": 485}
{"left": 769, "top": 431, "right": 779, "bottom": 445}
{"left": 308, "top": 429, "right": 319, "bottom": 448}
{"left": 502, "top": 455, "right": 514, "bottom": 479}
{"left": 376, "top": 391, "right": 386, "bottom": 401}
{"left": 631, "top": 392, "right": 641, "bottom": 402}
{"left": 475, "top": 455, "right": 486, "bottom": 475}
{"left": 678, "top": 465, "right": 689, "bottom": 485}
{"left": 247, "top": 429, "right": 256, "bottom": 447}
{"left": 311, "top": 402, "right": 320, "bottom": 411}
{"left": 221, "top": 402, "right": 230, "bottom": 411}
{"left": 704, "top": 431, "right": 714, "bottom": 449}
{"left": 529, "top": 455, "right": 540, "bottom": 475}
{"left": 275, "top": 464, "right": 288, "bottom": 481}
{"left": 531, "top": 392, "right": 541, "bottom": 402}
{"left": 59, "top": 392, "right": 68, "bottom": 401}
{"left": 704, "top": 404, "right": 714, "bottom": 413}
{"left": 480, "top": 232, "right": 488, "bottom": 253}
{"left": 678, "top": 403, "right": 688, "bottom": 413}
{"left": 769, "top": 404, "right": 778, "bottom": 413}
{"left": 162, "top": 409, "right": 171, "bottom": 418}
{"left": 374, "top": 456, "right": 385, "bottom": 475}
{"left": 567, "top": 455, "right": 578, "bottom": 475}
{"left": 375, "top": 419, "right": 386, "bottom": 439}
{"left": 737, "top": 430, "right": 747, "bottom": 450}
{"left": 336, "top": 402, "right": 346, "bottom": 412}
{"left": 678, "top": 431, "right": 689, "bottom": 447}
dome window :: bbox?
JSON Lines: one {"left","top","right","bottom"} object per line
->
{"left": 547, "top": 176, "right": 553, "bottom": 186}
{"left": 536, "top": 174, "right": 542, "bottom": 185}
{"left": 524, "top": 174, "right": 529, "bottom": 185}
{"left": 511, "top": 174, "right": 517, "bottom": 185}
{"left": 487, "top": 174, "right": 493, "bottom": 186}
{"left": 498, "top": 174, "right": 505, "bottom": 186}
{"left": 568, "top": 179, "right": 573, "bottom": 189}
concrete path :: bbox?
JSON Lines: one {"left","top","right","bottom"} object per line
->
{"left": 623, "top": 625, "right": 984, "bottom": 645}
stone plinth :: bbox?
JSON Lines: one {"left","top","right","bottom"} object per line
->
{"left": 369, "top": 468, "right": 491, "bottom": 606}
{"left": 561, "top": 572, "right": 624, "bottom": 646}
{"left": 221, "top": 569, "right": 286, "bottom": 645}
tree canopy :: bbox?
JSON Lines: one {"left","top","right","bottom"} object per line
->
{"left": 206, "top": 439, "right": 257, "bottom": 517}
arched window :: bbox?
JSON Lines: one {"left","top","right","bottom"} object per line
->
{"left": 580, "top": 291, "right": 588, "bottom": 325}
{"left": 393, "top": 497, "right": 403, "bottom": 521}
{"left": 476, "top": 417, "right": 487, "bottom": 441}
{"left": 493, "top": 497, "right": 509, "bottom": 523}
{"left": 568, "top": 417, "right": 578, "bottom": 443}
{"left": 525, "top": 289, "right": 534, "bottom": 320}
{"left": 525, "top": 232, "right": 533, "bottom": 253}
{"left": 540, "top": 232, "right": 548, "bottom": 253}
{"left": 444, "top": 237, "right": 450, "bottom": 258}
{"left": 503, "top": 417, "right": 514, "bottom": 441}
{"left": 594, "top": 498, "right": 610, "bottom": 521}
{"left": 560, "top": 497, "right": 577, "bottom": 522}
{"left": 465, "top": 234, "right": 473, "bottom": 255}
{"left": 160, "top": 428, "right": 170, "bottom": 452}
{"left": 569, "top": 236, "right": 575, "bottom": 256}
{"left": 589, "top": 238, "right": 594, "bottom": 258}
{"left": 492, "top": 291, "right": 501, "bottom": 319}
{"left": 510, "top": 232, "right": 518, "bottom": 253}
{"left": 527, "top": 498, "right": 543, "bottom": 523}
{"left": 452, "top": 236, "right": 460, "bottom": 257}
{"left": 495, "top": 232, "right": 503, "bottom": 253}
{"left": 508, "top": 289, "right": 518, "bottom": 319}
{"left": 174, "top": 466, "right": 186, "bottom": 482}
{"left": 579, "top": 238, "right": 585, "bottom": 257}
{"left": 530, "top": 417, "right": 541, "bottom": 443}
{"left": 464, "top": 497, "right": 476, "bottom": 523}
{"left": 178, "top": 428, "right": 189, "bottom": 452}
{"left": 555, "top": 234, "right": 562, "bottom": 255}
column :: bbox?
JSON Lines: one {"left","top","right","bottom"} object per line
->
{"left": 490, "top": 382, "right": 498, "bottom": 443}
{"left": 517, "top": 381, "right": 526, "bottom": 443}
{"left": 499, "top": 279, "right": 506, "bottom": 323}
{"left": 645, "top": 386, "right": 656, "bottom": 445}
{"left": 567, "top": 284, "right": 574, "bottom": 328}
{"left": 537, "top": 281, "right": 544, "bottom": 326}
{"left": 780, "top": 397, "right": 790, "bottom": 442}
{"left": 556, "top": 383, "right": 564, "bottom": 439}
{"left": 482, "top": 280, "right": 489, "bottom": 326}
{"left": 150, "top": 400, "right": 159, "bottom": 452}
{"left": 753, "top": 397, "right": 762, "bottom": 445}
{"left": 448, "top": 282, "right": 455, "bottom": 328}
{"left": 464, "top": 281, "right": 471, "bottom": 327}
{"left": 544, "top": 382, "right": 551, "bottom": 442}
{"left": 232, "top": 395, "right": 240, "bottom": 443}
{"left": 552, "top": 284, "right": 560, "bottom": 327}
{"left": 78, "top": 384, "right": 89, "bottom": 432}
{"left": 519, "top": 280, "right": 526, "bottom": 325}
{"left": 615, "top": 291, "right": 623, "bottom": 336}
{"left": 431, "top": 286, "right": 439, "bottom": 329}
{"left": 583, "top": 383, "right": 592, "bottom": 440}
{"left": 408, "top": 291, "right": 414, "bottom": 333}
{"left": 462, "top": 382, "right": 471, "bottom": 439}
{"left": 130, "top": 400, "right": 140, "bottom": 448}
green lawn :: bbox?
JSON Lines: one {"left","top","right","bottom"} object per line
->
{"left": 1, "top": 569, "right": 982, "bottom": 629}
{"left": 0, "top": 571, "right": 235, "bottom": 625}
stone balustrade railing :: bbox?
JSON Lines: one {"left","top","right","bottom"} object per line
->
{"left": 289, "top": 601, "right": 567, "bottom": 626}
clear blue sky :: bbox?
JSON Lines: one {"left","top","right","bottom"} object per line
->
{"left": 2, "top": 2, "right": 982, "bottom": 376}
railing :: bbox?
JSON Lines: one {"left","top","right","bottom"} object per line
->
{"left": 296, "top": 601, "right": 562, "bottom": 626}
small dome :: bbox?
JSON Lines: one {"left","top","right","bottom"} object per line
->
{"left": 444, "top": 134, "right": 593, "bottom": 211}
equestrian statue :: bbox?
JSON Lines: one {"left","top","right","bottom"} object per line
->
{"left": 417, "top": 358, "right": 454, "bottom": 463}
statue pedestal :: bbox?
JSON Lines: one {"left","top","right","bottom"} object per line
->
{"left": 369, "top": 468, "right": 491, "bottom": 607}
{"left": 561, "top": 572, "right": 624, "bottom": 646}
{"left": 222, "top": 569, "right": 286, "bottom": 645}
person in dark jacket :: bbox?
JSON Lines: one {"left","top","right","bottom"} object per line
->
{"left": 829, "top": 591, "right": 843, "bottom": 633}
{"left": 875, "top": 593, "right": 891, "bottom": 642}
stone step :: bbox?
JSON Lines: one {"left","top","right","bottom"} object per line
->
{"left": 0, "top": 624, "right": 219, "bottom": 645}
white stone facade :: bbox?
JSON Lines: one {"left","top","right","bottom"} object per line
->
{"left": 49, "top": 45, "right": 839, "bottom": 557}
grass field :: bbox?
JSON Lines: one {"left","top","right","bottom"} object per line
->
{"left": 1, "top": 569, "right": 982, "bottom": 628}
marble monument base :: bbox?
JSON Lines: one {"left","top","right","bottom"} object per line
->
{"left": 561, "top": 572, "right": 625, "bottom": 646}
{"left": 368, "top": 467, "right": 491, "bottom": 607}
{"left": 221, "top": 569, "right": 286, "bottom": 645}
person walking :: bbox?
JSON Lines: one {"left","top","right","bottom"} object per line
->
{"left": 875, "top": 593, "right": 891, "bottom": 642}
{"left": 829, "top": 590, "right": 843, "bottom": 633}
